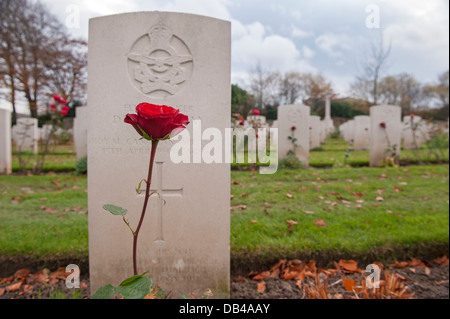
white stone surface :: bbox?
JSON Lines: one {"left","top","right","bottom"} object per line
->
{"left": 0, "top": 109, "right": 12, "bottom": 174}
{"left": 370, "top": 105, "right": 402, "bottom": 167}
{"left": 14, "top": 118, "right": 38, "bottom": 153}
{"left": 341, "top": 120, "right": 355, "bottom": 144}
{"left": 402, "top": 115, "right": 426, "bottom": 150}
{"left": 309, "top": 115, "right": 321, "bottom": 149}
{"left": 277, "top": 104, "right": 310, "bottom": 165}
{"left": 74, "top": 106, "right": 88, "bottom": 160}
{"left": 353, "top": 115, "right": 371, "bottom": 151}
{"left": 87, "top": 12, "right": 231, "bottom": 297}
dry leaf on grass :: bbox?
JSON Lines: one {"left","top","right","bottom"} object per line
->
{"left": 230, "top": 205, "right": 247, "bottom": 211}
{"left": 314, "top": 219, "right": 327, "bottom": 227}
{"left": 286, "top": 193, "right": 293, "bottom": 199}
{"left": 303, "top": 210, "right": 314, "bottom": 215}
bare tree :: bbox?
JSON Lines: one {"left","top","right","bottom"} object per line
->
{"left": 0, "top": 0, "right": 87, "bottom": 118}
{"left": 248, "top": 62, "right": 280, "bottom": 109}
{"left": 352, "top": 34, "right": 391, "bottom": 105}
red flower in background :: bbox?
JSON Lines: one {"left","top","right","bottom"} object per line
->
{"left": 253, "top": 109, "right": 260, "bottom": 115}
{"left": 291, "top": 126, "right": 296, "bottom": 131}
{"left": 380, "top": 122, "right": 386, "bottom": 128}
{"left": 125, "top": 103, "right": 189, "bottom": 141}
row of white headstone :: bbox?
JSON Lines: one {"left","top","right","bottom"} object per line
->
{"left": 274, "top": 104, "right": 438, "bottom": 167}
{"left": 340, "top": 114, "right": 435, "bottom": 151}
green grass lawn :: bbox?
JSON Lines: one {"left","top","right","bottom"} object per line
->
{"left": 231, "top": 164, "right": 449, "bottom": 263}
{"left": 0, "top": 175, "right": 88, "bottom": 257}
{"left": 1, "top": 138, "right": 449, "bottom": 267}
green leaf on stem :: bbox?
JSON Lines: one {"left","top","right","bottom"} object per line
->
{"left": 116, "top": 275, "right": 153, "bottom": 299}
{"left": 90, "top": 284, "right": 115, "bottom": 299}
{"left": 103, "top": 204, "right": 128, "bottom": 216}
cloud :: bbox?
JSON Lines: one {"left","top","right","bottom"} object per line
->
{"left": 291, "top": 25, "right": 314, "bottom": 39}
{"left": 232, "top": 21, "right": 317, "bottom": 85}
{"left": 302, "top": 45, "right": 315, "bottom": 59}
{"left": 315, "top": 33, "right": 352, "bottom": 58}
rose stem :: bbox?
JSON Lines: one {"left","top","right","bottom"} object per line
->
{"left": 133, "top": 139, "right": 159, "bottom": 275}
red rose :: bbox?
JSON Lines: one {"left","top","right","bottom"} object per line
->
{"left": 60, "top": 109, "right": 68, "bottom": 116}
{"left": 50, "top": 104, "right": 56, "bottom": 109}
{"left": 124, "top": 103, "right": 189, "bottom": 140}
{"left": 253, "top": 109, "right": 260, "bottom": 115}
{"left": 60, "top": 99, "right": 67, "bottom": 105}
{"left": 239, "top": 120, "right": 245, "bottom": 126}
{"left": 291, "top": 126, "right": 296, "bottom": 131}
{"left": 380, "top": 122, "right": 386, "bottom": 128}
{"left": 410, "top": 113, "right": 415, "bottom": 119}
{"left": 53, "top": 95, "right": 61, "bottom": 102}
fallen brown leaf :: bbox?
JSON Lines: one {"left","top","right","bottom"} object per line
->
{"left": 424, "top": 267, "right": 431, "bottom": 276}
{"left": 230, "top": 205, "right": 247, "bottom": 211}
{"left": 389, "top": 261, "right": 409, "bottom": 269}
{"left": 286, "top": 193, "right": 293, "bottom": 199}
{"left": 14, "top": 268, "right": 30, "bottom": 279}
{"left": 342, "top": 277, "right": 356, "bottom": 292}
{"left": 338, "top": 260, "right": 360, "bottom": 273}
{"left": 0, "top": 288, "right": 5, "bottom": 296}
{"left": 433, "top": 256, "right": 449, "bottom": 266}
{"left": 256, "top": 281, "right": 266, "bottom": 293}
{"left": 303, "top": 210, "right": 314, "bottom": 215}
{"left": 6, "top": 282, "right": 22, "bottom": 293}
{"left": 286, "top": 220, "right": 299, "bottom": 226}
{"left": 314, "top": 219, "right": 327, "bottom": 227}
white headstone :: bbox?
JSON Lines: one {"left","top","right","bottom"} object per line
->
{"left": 319, "top": 120, "right": 327, "bottom": 143}
{"left": 74, "top": 106, "right": 88, "bottom": 160}
{"left": 0, "top": 109, "right": 12, "bottom": 174}
{"left": 15, "top": 118, "right": 38, "bottom": 153}
{"left": 341, "top": 120, "right": 355, "bottom": 144}
{"left": 87, "top": 12, "right": 231, "bottom": 298}
{"left": 309, "top": 115, "right": 321, "bottom": 149}
{"left": 370, "top": 105, "right": 402, "bottom": 167}
{"left": 353, "top": 115, "right": 371, "bottom": 151}
{"left": 324, "top": 95, "right": 334, "bottom": 134}
{"left": 402, "top": 115, "right": 425, "bottom": 150}
{"left": 278, "top": 104, "right": 310, "bottom": 165}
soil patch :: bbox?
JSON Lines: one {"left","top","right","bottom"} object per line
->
{"left": 231, "top": 258, "right": 449, "bottom": 299}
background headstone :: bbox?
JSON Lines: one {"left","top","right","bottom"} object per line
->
{"left": 309, "top": 115, "right": 321, "bottom": 149}
{"left": 340, "top": 120, "right": 355, "bottom": 144}
{"left": 74, "top": 106, "right": 88, "bottom": 160}
{"left": 277, "top": 104, "right": 310, "bottom": 165}
{"left": 402, "top": 115, "right": 425, "bottom": 150}
{"left": 370, "top": 105, "right": 402, "bottom": 167}
{"left": 88, "top": 12, "right": 231, "bottom": 298}
{"left": 0, "top": 109, "right": 12, "bottom": 175}
{"left": 353, "top": 115, "right": 371, "bottom": 151}
{"left": 324, "top": 95, "right": 334, "bottom": 135}
{"left": 14, "top": 118, "right": 38, "bottom": 153}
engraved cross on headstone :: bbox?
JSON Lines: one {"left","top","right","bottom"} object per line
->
{"left": 138, "top": 161, "right": 183, "bottom": 242}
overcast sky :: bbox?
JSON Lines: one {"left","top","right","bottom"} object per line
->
{"left": 1, "top": 0, "right": 449, "bottom": 112}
